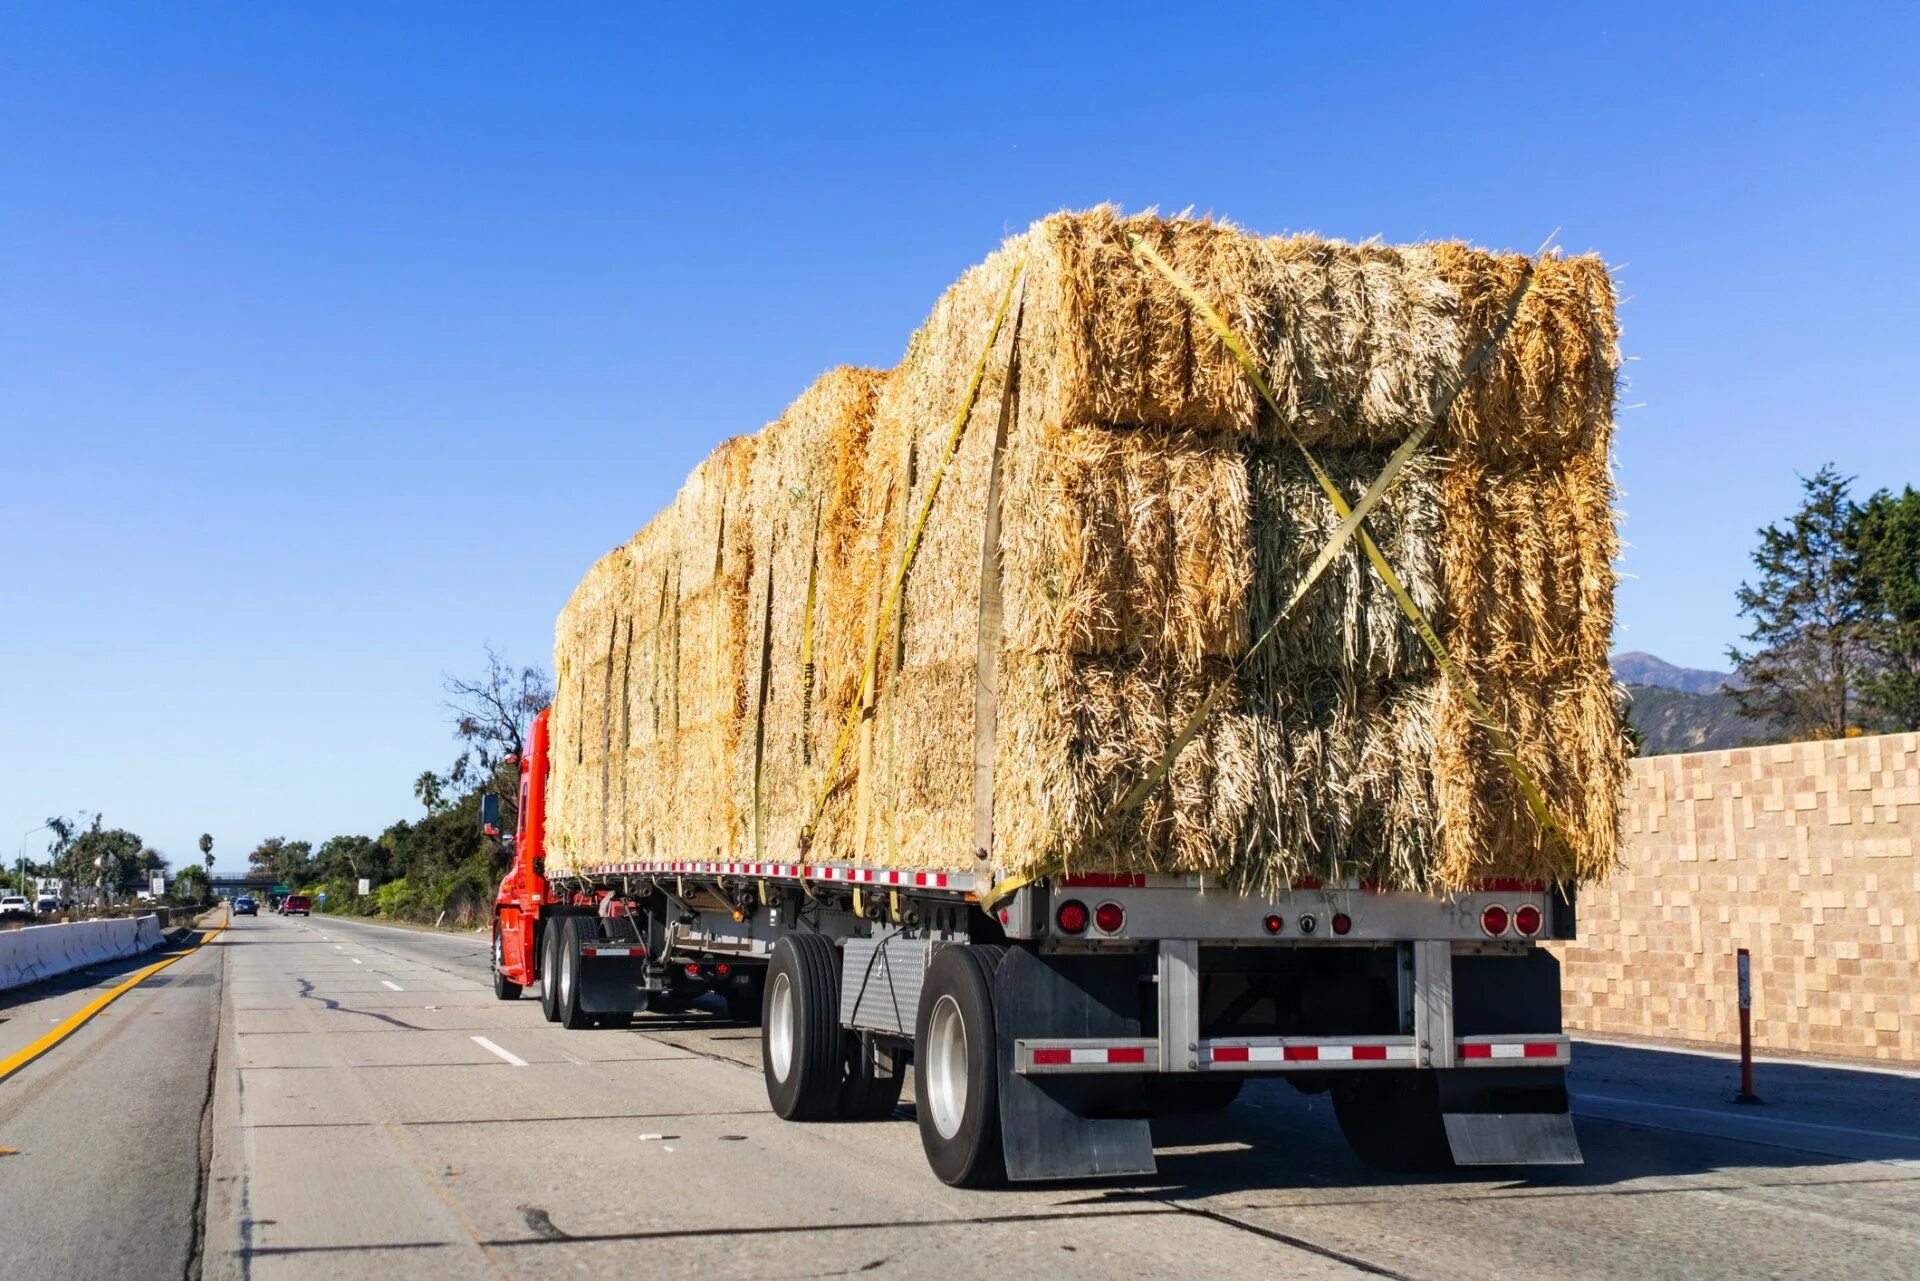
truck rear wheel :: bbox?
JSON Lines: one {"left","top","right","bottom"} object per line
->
{"left": 914, "top": 944, "right": 1006, "bottom": 1188}
{"left": 538, "top": 919, "right": 561, "bottom": 1022}
{"left": 491, "top": 922, "right": 522, "bottom": 1001}
{"left": 1332, "top": 1070, "right": 1454, "bottom": 1172}
{"left": 557, "top": 917, "right": 596, "bottom": 1030}
{"left": 762, "top": 934, "right": 843, "bottom": 1120}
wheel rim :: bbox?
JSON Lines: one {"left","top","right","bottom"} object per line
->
{"left": 768, "top": 971, "right": 794, "bottom": 1082}
{"left": 558, "top": 934, "right": 573, "bottom": 1006}
{"left": 493, "top": 929, "right": 504, "bottom": 974}
{"left": 925, "top": 994, "right": 969, "bottom": 1140}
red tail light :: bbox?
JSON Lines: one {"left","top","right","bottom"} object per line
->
{"left": 1055, "top": 900, "right": 1089, "bottom": 935}
{"left": 716, "top": 961, "right": 731, "bottom": 976}
{"left": 1513, "top": 904, "right": 1542, "bottom": 937}
{"left": 685, "top": 962, "right": 701, "bottom": 977}
{"left": 1263, "top": 914, "right": 1284, "bottom": 935}
{"left": 1093, "top": 902, "right": 1125, "bottom": 934}
{"left": 1480, "top": 904, "right": 1510, "bottom": 937}
{"left": 1331, "top": 912, "right": 1352, "bottom": 936}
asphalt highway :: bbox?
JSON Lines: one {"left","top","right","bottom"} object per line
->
{"left": 4, "top": 910, "right": 1919, "bottom": 1280}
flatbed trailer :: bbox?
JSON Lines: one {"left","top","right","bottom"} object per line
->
{"left": 491, "top": 708, "right": 1582, "bottom": 1185}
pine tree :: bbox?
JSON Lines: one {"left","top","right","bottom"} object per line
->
{"left": 1849, "top": 485, "right": 1920, "bottom": 730}
{"left": 1728, "top": 465, "right": 1873, "bottom": 740}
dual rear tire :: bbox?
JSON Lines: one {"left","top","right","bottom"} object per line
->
{"left": 536, "top": 914, "right": 621, "bottom": 1030}
{"left": 761, "top": 934, "right": 906, "bottom": 1123}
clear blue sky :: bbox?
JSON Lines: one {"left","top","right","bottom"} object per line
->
{"left": 4, "top": 4, "right": 1916, "bottom": 867}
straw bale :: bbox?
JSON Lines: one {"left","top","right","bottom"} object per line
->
{"left": 546, "top": 208, "right": 1625, "bottom": 892}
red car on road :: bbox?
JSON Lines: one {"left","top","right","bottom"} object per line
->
{"left": 279, "top": 894, "right": 311, "bottom": 917}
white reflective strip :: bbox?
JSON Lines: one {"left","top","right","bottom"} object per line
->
{"left": 1317, "top": 1045, "right": 1353, "bottom": 1061}
{"left": 1069, "top": 1048, "right": 1110, "bottom": 1065}
{"left": 1489, "top": 1043, "right": 1528, "bottom": 1059}
{"left": 1384, "top": 1044, "right": 1416, "bottom": 1061}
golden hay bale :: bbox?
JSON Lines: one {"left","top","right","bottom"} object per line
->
{"left": 545, "top": 208, "right": 1625, "bottom": 892}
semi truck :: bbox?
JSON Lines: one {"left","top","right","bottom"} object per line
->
{"left": 488, "top": 704, "right": 1582, "bottom": 1186}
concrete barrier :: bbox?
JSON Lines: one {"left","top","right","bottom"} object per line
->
{"left": 0, "top": 914, "right": 170, "bottom": 994}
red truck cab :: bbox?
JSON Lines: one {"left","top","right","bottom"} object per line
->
{"left": 491, "top": 708, "right": 550, "bottom": 997}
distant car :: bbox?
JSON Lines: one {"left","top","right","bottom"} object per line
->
{"left": 281, "top": 894, "right": 311, "bottom": 917}
{"left": 233, "top": 896, "right": 259, "bottom": 916}
{"left": 34, "top": 896, "right": 59, "bottom": 915}
{"left": 0, "top": 894, "right": 32, "bottom": 920}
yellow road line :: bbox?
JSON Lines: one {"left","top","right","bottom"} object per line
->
{"left": 0, "top": 912, "right": 229, "bottom": 1084}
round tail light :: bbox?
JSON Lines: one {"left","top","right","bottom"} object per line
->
{"left": 1331, "top": 912, "right": 1352, "bottom": 936}
{"left": 1513, "top": 904, "right": 1543, "bottom": 938}
{"left": 716, "top": 961, "right": 731, "bottom": 976}
{"left": 1055, "top": 900, "right": 1090, "bottom": 935}
{"left": 685, "top": 962, "right": 702, "bottom": 977}
{"left": 1480, "top": 904, "right": 1511, "bottom": 937}
{"left": 1093, "top": 902, "right": 1125, "bottom": 934}
{"left": 1262, "top": 913, "right": 1284, "bottom": 935}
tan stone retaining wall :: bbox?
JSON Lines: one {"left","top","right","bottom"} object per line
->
{"left": 1552, "top": 731, "right": 1920, "bottom": 1061}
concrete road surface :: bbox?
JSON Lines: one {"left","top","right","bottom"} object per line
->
{"left": 7, "top": 911, "right": 1920, "bottom": 1280}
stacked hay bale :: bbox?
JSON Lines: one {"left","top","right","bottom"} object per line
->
{"left": 546, "top": 208, "right": 1625, "bottom": 892}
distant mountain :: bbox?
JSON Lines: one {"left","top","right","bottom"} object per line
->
{"left": 1621, "top": 683, "right": 1760, "bottom": 756}
{"left": 1611, "top": 651, "right": 1734, "bottom": 695}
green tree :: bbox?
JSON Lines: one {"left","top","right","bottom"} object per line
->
{"left": 66, "top": 817, "right": 146, "bottom": 903}
{"left": 1848, "top": 485, "right": 1920, "bottom": 731}
{"left": 172, "top": 864, "right": 208, "bottom": 903}
{"left": 1729, "top": 466, "right": 1874, "bottom": 740}
{"left": 248, "top": 836, "right": 313, "bottom": 887}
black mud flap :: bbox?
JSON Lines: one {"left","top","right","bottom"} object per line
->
{"left": 575, "top": 916, "right": 648, "bottom": 1016}
{"left": 993, "top": 948, "right": 1155, "bottom": 1182}
{"left": 1439, "top": 1067, "right": 1583, "bottom": 1166}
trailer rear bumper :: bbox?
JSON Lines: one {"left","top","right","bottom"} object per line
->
{"left": 1014, "top": 1034, "right": 1568, "bottom": 1075}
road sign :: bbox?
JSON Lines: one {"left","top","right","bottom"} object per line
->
{"left": 357, "top": 878, "right": 371, "bottom": 895}
{"left": 150, "top": 872, "right": 166, "bottom": 897}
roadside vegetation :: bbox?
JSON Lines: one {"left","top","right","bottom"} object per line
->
{"left": 259, "top": 649, "right": 550, "bottom": 928}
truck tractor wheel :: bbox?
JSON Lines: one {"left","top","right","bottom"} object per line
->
{"left": 1332, "top": 1070, "right": 1454, "bottom": 1173}
{"left": 557, "top": 916, "right": 596, "bottom": 1030}
{"left": 762, "top": 934, "right": 843, "bottom": 1120}
{"left": 1147, "top": 1076, "right": 1244, "bottom": 1113}
{"left": 491, "top": 922, "right": 522, "bottom": 1001}
{"left": 538, "top": 920, "right": 562, "bottom": 1023}
{"left": 914, "top": 944, "right": 1007, "bottom": 1188}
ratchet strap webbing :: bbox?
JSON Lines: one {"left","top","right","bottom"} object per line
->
{"left": 800, "top": 256, "right": 1029, "bottom": 852}
{"left": 1107, "top": 236, "right": 1573, "bottom": 865}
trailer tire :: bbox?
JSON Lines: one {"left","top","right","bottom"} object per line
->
{"left": 491, "top": 921, "right": 522, "bottom": 1001}
{"left": 557, "top": 917, "right": 596, "bottom": 1030}
{"left": 914, "top": 944, "right": 1006, "bottom": 1188}
{"left": 762, "top": 934, "right": 843, "bottom": 1120}
{"left": 538, "top": 918, "right": 561, "bottom": 1023}
{"left": 1332, "top": 1070, "right": 1454, "bottom": 1173}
